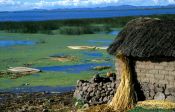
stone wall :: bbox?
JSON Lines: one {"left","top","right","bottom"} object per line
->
{"left": 114, "top": 59, "right": 175, "bottom": 102}
{"left": 74, "top": 75, "right": 119, "bottom": 105}
{"left": 134, "top": 60, "right": 175, "bottom": 102}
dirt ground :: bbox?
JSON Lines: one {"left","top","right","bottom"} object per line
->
{"left": 0, "top": 92, "right": 76, "bottom": 112}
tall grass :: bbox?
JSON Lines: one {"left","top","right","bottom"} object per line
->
{"left": 59, "top": 25, "right": 111, "bottom": 35}
{"left": 0, "top": 14, "right": 174, "bottom": 34}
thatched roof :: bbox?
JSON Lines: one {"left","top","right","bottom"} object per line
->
{"left": 107, "top": 17, "right": 175, "bottom": 58}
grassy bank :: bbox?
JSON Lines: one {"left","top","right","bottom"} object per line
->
{"left": 0, "top": 14, "right": 175, "bottom": 89}
{"left": 0, "top": 31, "right": 115, "bottom": 89}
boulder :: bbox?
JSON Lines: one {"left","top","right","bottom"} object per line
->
{"left": 74, "top": 90, "right": 83, "bottom": 100}
{"left": 166, "top": 95, "right": 175, "bottom": 102}
{"left": 154, "top": 92, "right": 166, "bottom": 100}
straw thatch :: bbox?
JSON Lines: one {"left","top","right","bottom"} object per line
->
{"left": 107, "top": 17, "right": 175, "bottom": 58}
{"left": 109, "top": 54, "right": 136, "bottom": 111}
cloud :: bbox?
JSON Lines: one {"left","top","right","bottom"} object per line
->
{"left": 0, "top": 0, "right": 14, "bottom": 5}
{"left": 0, "top": 0, "right": 175, "bottom": 11}
{"left": 31, "top": 0, "right": 120, "bottom": 8}
{"left": 26, "top": 0, "right": 175, "bottom": 8}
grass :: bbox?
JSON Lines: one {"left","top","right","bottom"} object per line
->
{"left": 129, "top": 107, "right": 175, "bottom": 112}
{"left": 0, "top": 31, "right": 115, "bottom": 89}
{"left": 0, "top": 72, "right": 96, "bottom": 88}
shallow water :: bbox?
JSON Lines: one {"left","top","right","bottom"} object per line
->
{"left": 88, "top": 40, "right": 113, "bottom": 44}
{"left": 81, "top": 51, "right": 103, "bottom": 58}
{"left": 0, "top": 86, "right": 75, "bottom": 93}
{"left": 108, "top": 30, "right": 120, "bottom": 35}
{"left": 0, "top": 40, "right": 35, "bottom": 47}
{"left": 37, "top": 63, "right": 112, "bottom": 73}
{"left": 49, "top": 53, "right": 69, "bottom": 57}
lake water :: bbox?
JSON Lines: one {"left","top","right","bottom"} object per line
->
{"left": 0, "top": 40, "right": 35, "bottom": 47}
{"left": 0, "top": 8, "right": 175, "bottom": 21}
{"left": 81, "top": 51, "right": 103, "bottom": 58}
{"left": 88, "top": 40, "right": 113, "bottom": 44}
{"left": 109, "top": 30, "right": 120, "bottom": 35}
{"left": 37, "top": 62, "right": 112, "bottom": 73}
{"left": 0, "top": 86, "right": 75, "bottom": 93}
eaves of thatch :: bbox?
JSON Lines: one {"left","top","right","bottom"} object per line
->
{"left": 107, "top": 17, "right": 175, "bottom": 58}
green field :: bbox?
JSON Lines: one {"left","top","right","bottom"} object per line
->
{"left": 0, "top": 31, "right": 116, "bottom": 89}
{"left": 0, "top": 14, "right": 175, "bottom": 89}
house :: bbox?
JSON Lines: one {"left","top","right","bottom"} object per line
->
{"left": 107, "top": 17, "right": 175, "bottom": 103}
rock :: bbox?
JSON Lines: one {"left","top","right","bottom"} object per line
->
{"left": 77, "top": 80, "right": 81, "bottom": 85}
{"left": 155, "top": 87, "right": 164, "bottom": 93}
{"left": 90, "top": 74, "right": 100, "bottom": 83}
{"left": 82, "top": 86, "right": 88, "bottom": 92}
{"left": 154, "top": 92, "right": 165, "bottom": 100}
{"left": 142, "top": 84, "right": 149, "bottom": 91}
{"left": 92, "top": 83, "right": 98, "bottom": 87}
{"left": 166, "top": 96, "right": 175, "bottom": 102}
{"left": 99, "top": 82, "right": 103, "bottom": 86}
{"left": 82, "top": 83, "right": 87, "bottom": 86}
{"left": 74, "top": 90, "right": 83, "bottom": 100}
{"left": 158, "top": 84, "right": 166, "bottom": 89}
{"left": 100, "top": 97, "right": 103, "bottom": 102}
{"left": 48, "top": 99, "right": 54, "bottom": 103}
{"left": 42, "top": 109, "right": 49, "bottom": 112}
{"left": 22, "top": 83, "right": 30, "bottom": 86}
{"left": 107, "top": 72, "right": 116, "bottom": 77}
{"left": 98, "top": 86, "right": 102, "bottom": 91}
{"left": 75, "top": 102, "right": 79, "bottom": 107}
{"left": 78, "top": 80, "right": 83, "bottom": 86}
{"left": 96, "top": 91, "right": 100, "bottom": 97}
{"left": 147, "top": 97, "right": 153, "bottom": 100}
{"left": 93, "top": 66, "right": 111, "bottom": 71}
{"left": 85, "top": 95, "right": 91, "bottom": 101}
{"left": 103, "top": 97, "right": 108, "bottom": 102}
{"left": 82, "top": 104, "right": 89, "bottom": 109}
{"left": 110, "top": 90, "right": 114, "bottom": 95}
{"left": 90, "top": 92, "right": 94, "bottom": 97}
{"left": 109, "top": 77, "right": 115, "bottom": 82}
{"left": 107, "top": 84, "right": 111, "bottom": 88}
{"left": 107, "top": 88, "right": 112, "bottom": 91}
{"left": 87, "top": 87, "right": 93, "bottom": 92}
{"left": 148, "top": 84, "right": 155, "bottom": 90}
{"left": 101, "top": 93, "right": 106, "bottom": 97}
{"left": 165, "top": 89, "right": 170, "bottom": 95}
{"left": 168, "top": 88, "right": 175, "bottom": 96}
{"left": 149, "top": 90, "right": 155, "bottom": 99}
{"left": 144, "top": 91, "right": 150, "bottom": 99}
{"left": 111, "top": 83, "right": 115, "bottom": 88}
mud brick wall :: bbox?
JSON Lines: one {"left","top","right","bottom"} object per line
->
{"left": 135, "top": 61, "right": 175, "bottom": 88}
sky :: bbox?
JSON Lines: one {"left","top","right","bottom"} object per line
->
{"left": 0, "top": 0, "right": 175, "bottom": 11}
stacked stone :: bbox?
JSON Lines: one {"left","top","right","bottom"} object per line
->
{"left": 74, "top": 75, "right": 119, "bottom": 105}
{"left": 139, "top": 82, "right": 175, "bottom": 102}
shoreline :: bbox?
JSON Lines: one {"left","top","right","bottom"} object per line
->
{"left": 0, "top": 92, "right": 76, "bottom": 112}
{"left": 0, "top": 86, "right": 75, "bottom": 94}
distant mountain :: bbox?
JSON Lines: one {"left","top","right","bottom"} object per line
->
{"left": 30, "top": 9, "right": 48, "bottom": 11}
{"left": 4, "top": 4, "right": 175, "bottom": 13}
{"left": 49, "top": 5, "right": 175, "bottom": 11}
{"left": 102, "top": 5, "right": 175, "bottom": 10}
